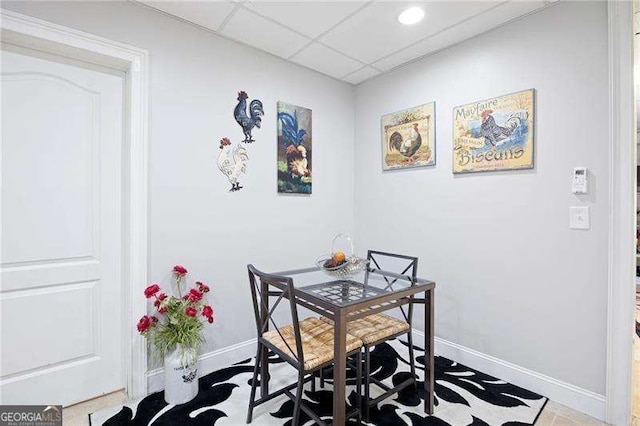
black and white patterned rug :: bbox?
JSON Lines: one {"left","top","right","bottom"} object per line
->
{"left": 91, "top": 339, "right": 547, "bottom": 425}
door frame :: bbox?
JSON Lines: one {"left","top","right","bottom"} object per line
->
{"left": 606, "top": 1, "right": 636, "bottom": 425}
{"left": 0, "top": 9, "right": 150, "bottom": 400}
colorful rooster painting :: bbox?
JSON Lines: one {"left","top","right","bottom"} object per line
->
{"left": 381, "top": 102, "right": 435, "bottom": 171}
{"left": 452, "top": 89, "right": 534, "bottom": 173}
{"left": 277, "top": 102, "right": 312, "bottom": 194}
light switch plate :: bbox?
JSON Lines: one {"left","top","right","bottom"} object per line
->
{"left": 570, "top": 206, "right": 590, "bottom": 230}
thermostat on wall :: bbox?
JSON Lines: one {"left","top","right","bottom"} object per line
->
{"left": 572, "top": 167, "right": 588, "bottom": 194}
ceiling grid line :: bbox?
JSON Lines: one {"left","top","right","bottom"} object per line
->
{"left": 234, "top": 2, "right": 312, "bottom": 41}
{"left": 216, "top": 3, "right": 241, "bottom": 33}
{"left": 135, "top": 0, "right": 552, "bottom": 85}
{"left": 285, "top": 1, "right": 373, "bottom": 61}
{"left": 369, "top": 0, "right": 511, "bottom": 69}
{"left": 233, "top": 1, "right": 373, "bottom": 71}
{"left": 372, "top": 0, "right": 558, "bottom": 79}
{"left": 129, "top": 0, "right": 348, "bottom": 82}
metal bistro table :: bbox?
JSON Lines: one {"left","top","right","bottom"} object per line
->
{"left": 260, "top": 266, "right": 436, "bottom": 425}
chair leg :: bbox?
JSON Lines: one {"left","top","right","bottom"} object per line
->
{"left": 246, "top": 343, "right": 262, "bottom": 424}
{"left": 292, "top": 371, "right": 305, "bottom": 426}
{"left": 356, "top": 351, "right": 362, "bottom": 425}
{"left": 364, "top": 345, "right": 370, "bottom": 422}
{"left": 407, "top": 330, "right": 417, "bottom": 390}
{"left": 319, "top": 366, "right": 325, "bottom": 389}
{"left": 311, "top": 370, "right": 316, "bottom": 393}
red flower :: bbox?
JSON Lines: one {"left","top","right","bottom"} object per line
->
{"left": 144, "top": 284, "right": 160, "bottom": 298}
{"left": 188, "top": 288, "right": 203, "bottom": 303}
{"left": 137, "top": 315, "right": 155, "bottom": 333}
{"left": 154, "top": 292, "right": 167, "bottom": 310}
{"left": 197, "top": 281, "right": 210, "bottom": 293}
{"left": 202, "top": 305, "right": 213, "bottom": 318}
{"left": 201, "top": 305, "right": 214, "bottom": 324}
{"left": 159, "top": 306, "right": 167, "bottom": 314}
{"left": 173, "top": 265, "right": 188, "bottom": 276}
{"left": 185, "top": 307, "right": 197, "bottom": 317}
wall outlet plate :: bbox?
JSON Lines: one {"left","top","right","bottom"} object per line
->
{"left": 569, "top": 206, "right": 590, "bottom": 230}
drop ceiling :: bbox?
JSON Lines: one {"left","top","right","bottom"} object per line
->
{"left": 138, "top": 0, "right": 551, "bottom": 85}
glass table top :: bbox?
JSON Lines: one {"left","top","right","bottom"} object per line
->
{"left": 271, "top": 266, "right": 434, "bottom": 308}
{"left": 298, "top": 280, "right": 388, "bottom": 307}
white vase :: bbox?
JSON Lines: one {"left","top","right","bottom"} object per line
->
{"left": 164, "top": 344, "right": 198, "bottom": 404}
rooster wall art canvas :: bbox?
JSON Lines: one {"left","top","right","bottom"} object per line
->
{"left": 217, "top": 137, "right": 248, "bottom": 192}
{"left": 277, "top": 101, "right": 312, "bottom": 194}
{"left": 381, "top": 102, "right": 436, "bottom": 171}
{"left": 234, "top": 91, "right": 264, "bottom": 143}
{"left": 452, "top": 89, "right": 534, "bottom": 173}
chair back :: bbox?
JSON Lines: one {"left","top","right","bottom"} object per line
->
{"left": 364, "top": 250, "right": 419, "bottom": 325}
{"left": 247, "top": 264, "right": 304, "bottom": 366}
{"left": 365, "top": 250, "right": 418, "bottom": 285}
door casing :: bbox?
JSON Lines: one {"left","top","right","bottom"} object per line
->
{"left": 0, "top": 8, "right": 150, "bottom": 401}
{"left": 606, "top": 1, "right": 636, "bottom": 425}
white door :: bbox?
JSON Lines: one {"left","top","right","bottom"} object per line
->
{"left": 0, "top": 45, "right": 124, "bottom": 406}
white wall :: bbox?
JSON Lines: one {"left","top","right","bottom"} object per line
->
{"left": 2, "top": 0, "right": 613, "bottom": 413}
{"left": 354, "top": 0, "right": 608, "bottom": 398}
{"left": 1, "top": 1, "right": 355, "bottom": 359}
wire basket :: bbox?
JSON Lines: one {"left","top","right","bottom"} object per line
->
{"left": 315, "top": 234, "right": 369, "bottom": 278}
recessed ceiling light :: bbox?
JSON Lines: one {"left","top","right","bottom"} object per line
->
{"left": 398, "top": 7, "right": 425, "bottom": 26}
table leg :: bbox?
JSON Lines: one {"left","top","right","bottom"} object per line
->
{"left": 333, "top": 312, "right": 347, "bottom": 425}
{"left": 424, "top": 289, "right": 434, "bottom": 414}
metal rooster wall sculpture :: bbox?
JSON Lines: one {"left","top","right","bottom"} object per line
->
{"left": 233, "top": 91, "right": 264, "bottom": 143}
{"left": 216, "top": 91, "right": 263, "bottom": 193}
{"left": 217, "top": 137, "right": 248, "bottom": 192}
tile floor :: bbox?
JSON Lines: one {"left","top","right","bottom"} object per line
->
{"left": 63, "top": 390, "right": 607, "bottom": 426}
{"left": 63, "top": 390, "right": 126, "bottom": 426}
{"left": 535, "top": 400, "right": 607, "bottom": 425}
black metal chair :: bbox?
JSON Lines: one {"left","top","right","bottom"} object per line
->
{"left": 319, "top": 250, "right": 419, "bottom": 420}
{"left": 246, "top": 264, "right": 364, "bottom": 426}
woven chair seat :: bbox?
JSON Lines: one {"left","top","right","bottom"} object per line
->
{"left": 262, "top": 317, "right": 363, "bottom": 371}
{"left": 319, "top": 313, "right": 410, "bottom": 345}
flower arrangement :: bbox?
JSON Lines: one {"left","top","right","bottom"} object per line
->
{"left": 137, "top": 265, "right": 214, "bottom": 358}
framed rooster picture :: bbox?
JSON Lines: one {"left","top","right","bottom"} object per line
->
{"left": 381, "top": 102, "right": 436, "bottom": 171}
{"left": 452, "top": 89, "right": 535, "bottom": 174}
{"left": 277, "top": 101, "right": 312, "bottom": 194}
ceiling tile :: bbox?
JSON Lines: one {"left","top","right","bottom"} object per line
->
{"left": 372, "top": 1, "right": 547, "bottom": 72}
{"left": 319, "top": 1, "right": 500, "bottom": 64}
{"left": 342, "top": 66, "right": 381, "bottom": 85}
{"left": 140, "top": 1, "right": 235, "bottom": 31}
{"left": 244, "top": 2, "right": 367, "bottom": 39}
{"left": 220, "top": 8, "right": 311, "bottom": 59}
{"left": 139, "top": 0, "right": 552, "bottom": 85}
{"left": 290, "top": 42, "right": 363, "bottom": 79}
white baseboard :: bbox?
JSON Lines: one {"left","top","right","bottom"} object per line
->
{"left": 147, "top": 338, "right": 257, "bottom": 393}
{"left": 410, "top": 329, "right": 606, "bottom": 421}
